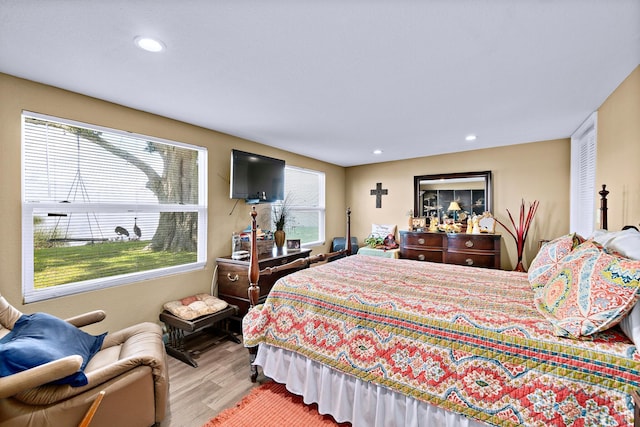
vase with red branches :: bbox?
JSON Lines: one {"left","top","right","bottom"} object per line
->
{"left": 495, "top": 199, "right": 539, "bottom": 272}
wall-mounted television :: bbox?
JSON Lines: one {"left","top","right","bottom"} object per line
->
{"left": 230, "top": 149, "right": 285, "bottom": 203}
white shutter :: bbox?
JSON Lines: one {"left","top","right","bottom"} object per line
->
{"left": 570, "top": 112, "right": 597, "bottom": 236}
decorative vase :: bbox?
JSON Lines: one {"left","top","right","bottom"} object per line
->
{"left": 274, "top": 230, "right": 286, "bottom": 249}
{"left": 514, "top": 259, "right": 526, "bottom": 272}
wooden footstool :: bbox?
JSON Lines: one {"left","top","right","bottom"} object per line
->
{"left": 159, "top": 304, "right": 241, "bottom": 367}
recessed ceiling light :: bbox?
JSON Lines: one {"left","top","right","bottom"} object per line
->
{"left": 134, "top": 36, "right": 165, "bottom": 53}
{"left": 465, "top": 135, "right": 477, "bottom": 141}
{"left": 373, "top": 149, "right": 383, "bottom": 155}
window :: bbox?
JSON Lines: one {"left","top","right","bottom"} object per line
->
{"left": 273, "top": 166, "right": 325, "bottom": 247}
{"left": 22, "top": 112, "right": 207, "bottom": 303}
{"left": 570, "top": 112, "right": 597, "bottom": 236}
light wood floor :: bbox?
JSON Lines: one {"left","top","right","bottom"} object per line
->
{"left": 161, "top": 333, "right": 270, "bottom": 427}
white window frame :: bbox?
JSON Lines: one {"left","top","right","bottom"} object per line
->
{"left": 279, "top": 165, "right": 325, "bottom": 247}
{"left": 570, "top": 112, "right": 597, "bottom": 236}
{"left": 21, "top": 111, "right": 208, "bottom": 303}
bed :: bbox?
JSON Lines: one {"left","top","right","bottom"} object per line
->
{"left": 242, "top": 188, "right": 640, "bottom": 427}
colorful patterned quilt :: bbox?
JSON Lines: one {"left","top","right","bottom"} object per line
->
{"left": 243, "top": 255, "right": 640, "bottom": 426}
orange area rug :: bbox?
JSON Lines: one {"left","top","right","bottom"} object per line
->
{"left": 202, "top": 382, "right": 351, "bottom": 426}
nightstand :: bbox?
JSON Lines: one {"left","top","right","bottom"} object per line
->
{"left": 216, "top": 247, "right": 312, "bottom": 317}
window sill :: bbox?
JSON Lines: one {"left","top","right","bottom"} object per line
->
{"left": 23, "top": 261, "right": 207, "bottom": 303}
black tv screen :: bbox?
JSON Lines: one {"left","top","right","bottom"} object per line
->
{"left": 230, "top": 149, "right": 285, "bottom": 203}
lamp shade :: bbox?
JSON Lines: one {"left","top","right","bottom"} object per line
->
{"left": 447, "top": 201, "right": 461, "bottom": 212}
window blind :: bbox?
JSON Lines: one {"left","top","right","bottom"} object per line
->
{"left": 22, "top": 112, "right": 207, "bottom": 302}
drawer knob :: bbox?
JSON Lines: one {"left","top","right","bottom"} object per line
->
{"left": 227, "top": 273, "right": 239, "bottom": 282}
{"left": 465, "top": 240, "right": 474, "bottom": 248}
{"left": 418, "top": 238, "right": 425, "bottom": 245}
{"left": 418, "top": 254, "right": 425, "bottom": 261}
{"left": 465, "top": 258, "right": 474, "bottom": 265}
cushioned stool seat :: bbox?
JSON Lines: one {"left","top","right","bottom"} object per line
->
{"left": 162, "top": 293, "right": 229, "bottom": 321}
{"left": 159, "top": 296, "right": 240, "bottom": 367}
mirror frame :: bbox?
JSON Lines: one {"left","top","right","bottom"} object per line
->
{"left": 413, "top": 171, "right": 493, "bottom": 222}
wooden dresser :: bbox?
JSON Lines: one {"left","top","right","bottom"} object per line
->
{"left": 216, "top": 248, "right": 311, "bottom": 317}
{"left": 399, "top": 231, "right": 501, "bottom": 269}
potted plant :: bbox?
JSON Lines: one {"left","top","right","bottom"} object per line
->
{"left": 272, "top": 196, "right": 291, "bottom": 249}
{"left": 495, "top": 199, "right": 539, "bottom": 272}
{"left": 364, "top": 234, "right": 385, "bottom": 248}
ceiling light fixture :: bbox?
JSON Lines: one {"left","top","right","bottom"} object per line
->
{"left": 134, "top": 36, "right": 165, "bottom": 53}
{"left": 373, "top": 149, "right": 383, "bottom": 155}
{"left": 465, "top": 135, "right": 477, "bottom": 141}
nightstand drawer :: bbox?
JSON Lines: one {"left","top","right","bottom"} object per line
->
{"left": 216, "top": 248, "right": 312, "bottom": 317}
{"left": 217, "top": 264, "right": 253, "bottom": 299}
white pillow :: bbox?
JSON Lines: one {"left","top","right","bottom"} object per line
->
{"left": 371, "top": 224, "right": 397, "bottom": 238}
{"left": 620, "top": 302, "right": 640, "bottom": 347}
{"left": 589, "top": 229, "right": 610, "bottom": 244}
{"left": 591, "top": 228, "right": 640, "bottom": 260}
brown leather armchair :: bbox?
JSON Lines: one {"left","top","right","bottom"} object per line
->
{"left": 0, "top": 295, "right": 168, "bottom": 427}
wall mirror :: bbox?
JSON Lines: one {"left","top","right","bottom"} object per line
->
{"left": 413, "top": 171, "right": 492, "bottom": 224}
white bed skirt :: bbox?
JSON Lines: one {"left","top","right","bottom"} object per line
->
{"left": 255, "top": 344, "right": 488, "bottom": 427}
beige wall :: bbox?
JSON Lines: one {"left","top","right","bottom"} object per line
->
{"left": 1, "top": 65, "right": 636, "bottom": 330}
{"left": 0, "top": 73, "right": 345, "bottom": 333}
{"left": 344, "top": 65, "right": 640, "bottom": 270}
{"left": 596, "top": 65, "right": 640, "bottom": 231}
{"left": 346, "top": 139, "right": 571, "bottom": 270}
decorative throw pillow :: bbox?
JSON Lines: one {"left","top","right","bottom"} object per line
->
{"left": 0, "top": 312, "right": 106, "bottom": 387}
{"left": 163, "top": 293, "right": 228, "bottom": 320}
{"left": 534, "top": 241, "right": 640, "bottom": 338}
{"left": 528, "top": 233, "right": 584, "bottom": 294}
{"left": 590, "top": 228, "right": 640, "bottom": 344}
{"left": 371, "top": 224, "right": 397, "bottom": 238}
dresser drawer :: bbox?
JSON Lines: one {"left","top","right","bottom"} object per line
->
{"left": 400, "top": 231, "right": 501, "bottom": 269}
{"left": 217, "top": 264, "right": 253, "bottom": 299}
{"left": 446, "top": 252, "right": 497, "bottom": 268}
{"left": 447, "top": 235, "right": 498, "bottom": 251}
{"left": 401, "top": 249, "right": 444, "bottom": 263}
{"left": 402, "top": 232, "right": 445, "bottom": 248}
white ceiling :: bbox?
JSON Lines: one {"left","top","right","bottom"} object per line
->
{"left": 1, "top": 1, "right": 639, "bottom": 167}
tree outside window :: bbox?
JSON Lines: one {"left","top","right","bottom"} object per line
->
{"left": 22, "top": 112, "right": 207, "bottom": 302}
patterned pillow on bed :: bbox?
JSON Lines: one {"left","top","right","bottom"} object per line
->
{"left": 534, "top": 240, "right": 640, "bottom": 338}
{"left": 528, "top": 233, "right": 584, "bottom": 294}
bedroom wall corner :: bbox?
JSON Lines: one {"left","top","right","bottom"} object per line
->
{"left": 596, "top": 65, "right": 640, "bottom": 231}
{"left": 345, "top": 139, "right": 571, "bottom": 271}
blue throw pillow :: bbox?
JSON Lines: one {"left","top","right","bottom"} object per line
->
{"left": 0, "top": 312, "right": 106, "bottom": 387}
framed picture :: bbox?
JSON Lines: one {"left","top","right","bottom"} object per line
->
{"left": 478, "top": 213, "right": 496, "bottom": 233}
{"left": 286, "top": 239, "right": 301, "bottom": 250}
{"left": 411, "top": 217, "right": 427, "bottom": 231}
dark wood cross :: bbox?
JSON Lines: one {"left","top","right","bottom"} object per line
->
{"left": 370, "top": 182, "right": 388, "bottom": 208}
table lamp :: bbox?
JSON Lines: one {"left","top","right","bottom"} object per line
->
{"left": 447, "top": 201, "right": 461, "bottom": 222}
